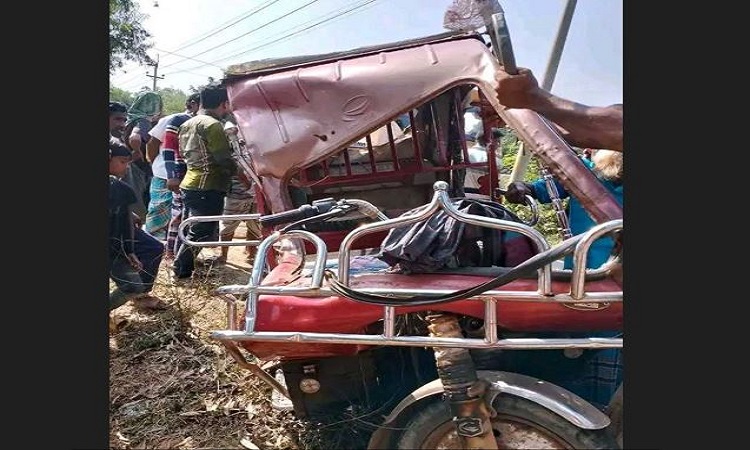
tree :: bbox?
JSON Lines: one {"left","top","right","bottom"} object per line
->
{"left": 159, "top": 87, "right": 189, "bottom": 115}
{"left": 187, "top": 77, "right": 215, "bottom": 94}
{"left": 110, "top": 0, "right": 154, "bottom": 74}
{"left": 109, "top": 86, "right": 135, "bottom": 106}
{"left": 109, "top": 84, "right": 197, "bottom": 115}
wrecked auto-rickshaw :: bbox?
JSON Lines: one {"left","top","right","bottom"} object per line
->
{"left": 178, "top": 1, "right": 623, "bottom": 448}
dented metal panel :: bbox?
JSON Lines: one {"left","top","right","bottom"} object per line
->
{"left": 224, "top": 31, "right": 621, "bottom": 222}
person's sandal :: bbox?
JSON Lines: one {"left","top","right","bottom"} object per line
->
{"left": 109, "top": 315, "right": 127, "bottom": 334}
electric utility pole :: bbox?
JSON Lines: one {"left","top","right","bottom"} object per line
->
{"left": 146, "top": 54, "right": 165, "bottom": 91}
{"left": 541, "top": 0, "right": 577, "bottom": 91}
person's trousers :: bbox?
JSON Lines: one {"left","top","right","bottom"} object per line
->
{"left": 173, "top": 189, "right": 226, "bottom": 278}
{"left": 166, "top": 189, "right": 184, "bottom": 257}
{"left": 133, "top": 227, "right": 165, "bottom": 288}
{"left": 109, "top": 228, "right": 164, "bottom": 310}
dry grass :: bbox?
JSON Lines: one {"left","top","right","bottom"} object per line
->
{"left": 109, "top": 247, "right": 354, "bottom": 450}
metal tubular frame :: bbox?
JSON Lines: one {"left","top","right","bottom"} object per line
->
{"left": 206, "top": 182, "right": 622, "bottom": 352}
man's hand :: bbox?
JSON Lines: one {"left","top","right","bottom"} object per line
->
{"left": 130, "top": 148, "right": 144, "bottom": 162}
{"left": 126, "top": 253, "right": 143, "bottom": 271}
{"left": 504, "top": 181, "right": 533, "bottom": 204}
{"left": 167, "top": 178, "right": 181, "bottom": 193}
{"left": 494, "top": 67, "right": 542, "bottom": 110}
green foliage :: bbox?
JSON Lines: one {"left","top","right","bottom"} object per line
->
{"left": 498, "top": 129, "right": 565, "bottom": 245}
{"left": 159, "top": 88, "right": 190, "bottom": 115}
{"left": 108, "top": 85, "right": 202, "bottom": 116}
{"left": 188, "top": 77, "right": 215, "bottom": 94}
{"left": 109, "top": 0, "right": 154, "bottom": 74}
{"left": 109, "top": 86, "right": 134, "bottom": 106}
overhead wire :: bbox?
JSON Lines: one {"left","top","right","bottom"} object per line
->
{"left": 164, "top": 0, "right": 283, "bottom": 55}
{"left": 113, "top": 0, "right": 387, "bottom": 91}
{"left": 159, "top": 0, "right": 321, "bottom": 70}
{"left": 163, "top": 0, "right": 384, "bottom": 76}
{"left": 111, "top": 0, "right": 282, "bottom": 86}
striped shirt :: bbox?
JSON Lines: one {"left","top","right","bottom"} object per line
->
{"left": 178, "top": 114, "right": 236, "bottom": 192}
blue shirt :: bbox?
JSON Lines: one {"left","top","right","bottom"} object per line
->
{"left": 529, "top": 159, "right": 623, "bottom": 269}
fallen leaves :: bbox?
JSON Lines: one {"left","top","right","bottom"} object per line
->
{"left": 109, "top": 250, "right": 371, "bottom": 449}
{"left": 110, "top": 259, "right": 299, "bottom": 449}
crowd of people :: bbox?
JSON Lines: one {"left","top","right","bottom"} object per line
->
{"left": 108, "top": 83, "right": 261, "bottom": 316}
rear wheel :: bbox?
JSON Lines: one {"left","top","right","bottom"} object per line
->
{"left": 396, "top": 394, "right": 619, "bottom": 449}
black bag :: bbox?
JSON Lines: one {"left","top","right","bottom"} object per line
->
{"left": 378, "top": 198, "right": 537, "bottom": 273}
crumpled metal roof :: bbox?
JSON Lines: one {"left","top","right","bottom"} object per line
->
{"left": 223, "top": 30, "right": 481, "bottom": 79}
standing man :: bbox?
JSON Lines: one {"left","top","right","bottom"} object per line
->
{"left": 144, "top": 93, "right": 201, "bottom": 241}
{"left": 172, "top": 83, "right": 237, "bottom": 279}
{"left": 109, "top": 101, "right": 128, "bottom": 140}
{"left": 217, "top": 120, "right": 261, "bottom": 265}
{"left": 125, "top": 91, "right": 164, "bottom": 222}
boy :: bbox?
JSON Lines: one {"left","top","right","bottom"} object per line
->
{"left": 109, "top": 138, "right": 166, "bottom": 311}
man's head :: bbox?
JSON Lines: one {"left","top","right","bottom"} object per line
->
{"left": 185, "top": 92, "right": 201, "bottom": 115}
{"left": 109, "top": 137, "right": 132, "bottom": 178}
{"left": 199, "top": 83, "right": 231, "bottom": 119}
{"left": 109, "top": 101, "right": 128, "bottom": 137}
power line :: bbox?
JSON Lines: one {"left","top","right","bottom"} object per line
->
{"left": 113, "top": 0, "right": 387, "bottom": 92}
{"left": 214, "top": 0, "right": 383, "bottom": 64}
{"left": 111, "top": 46, "right": 222, "bottom": 88}
{"left": 159, "top": 0, "right": 321, "bottom": 71}
{"left": 153, "top": 47, "right": 224, "bottom": 69}
{"left": 163, "top": 0, "right": 383, "bottom": 77}
{"left": 228, "top": 0, "right": 384, "bottom": 60}
{"left": 115, "top": 65, "right": 219, "bottom": 92}
{"left": 158, "top": 0, "right": 283, "bottom": 67}
{"left": 111, "top": 66, "right": 149, "bottom": 89}
{"left": 112, "top": 0, "right": 283, "bottom": 86}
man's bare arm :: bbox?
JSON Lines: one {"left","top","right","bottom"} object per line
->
{"left": 128, "top": 130, "right": 144, "bottom": 162}
{"left": 494, "top": 67, "right": 623, "bottom": 152}
{"left": 145, "top": 137, "right": 161, "bottom": 163}
{"left": 528, "top": 93, "right": 623, "bottom": 152}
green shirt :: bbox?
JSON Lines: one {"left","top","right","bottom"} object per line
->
{"left": 178, "top": 114, "right": 237, "bottom": 192}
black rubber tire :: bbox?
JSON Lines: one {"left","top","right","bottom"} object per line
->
{"left": 396, "top": 394, "right": 620, "bottom": 449}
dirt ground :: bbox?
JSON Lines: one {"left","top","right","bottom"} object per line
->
{"left": 109, "top": 226, "right": 365, "bottom": 450}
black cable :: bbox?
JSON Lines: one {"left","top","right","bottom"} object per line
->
{"left": 324, "top": 234, "right": 584, "bottom": 306}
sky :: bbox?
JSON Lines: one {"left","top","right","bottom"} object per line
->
{"left": 110, "top": 0, "right": 622, "bottom": 106}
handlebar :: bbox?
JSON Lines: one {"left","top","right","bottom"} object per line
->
{"left": 259, "top": 204, "right": 325, "bottom": 228}
{"left": 489, "top": 10, "right": 518, "bottom": 75}
{"left": 259, "top": 197, "right": 387, "bottom": 228}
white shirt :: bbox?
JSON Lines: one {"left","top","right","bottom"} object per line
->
{"left": 147, "top": 113, "right": 180, "bottom": 179}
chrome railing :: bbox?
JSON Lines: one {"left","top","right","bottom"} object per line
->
{"left": 205, "top": 181, "right": 621, "bottom": 351}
